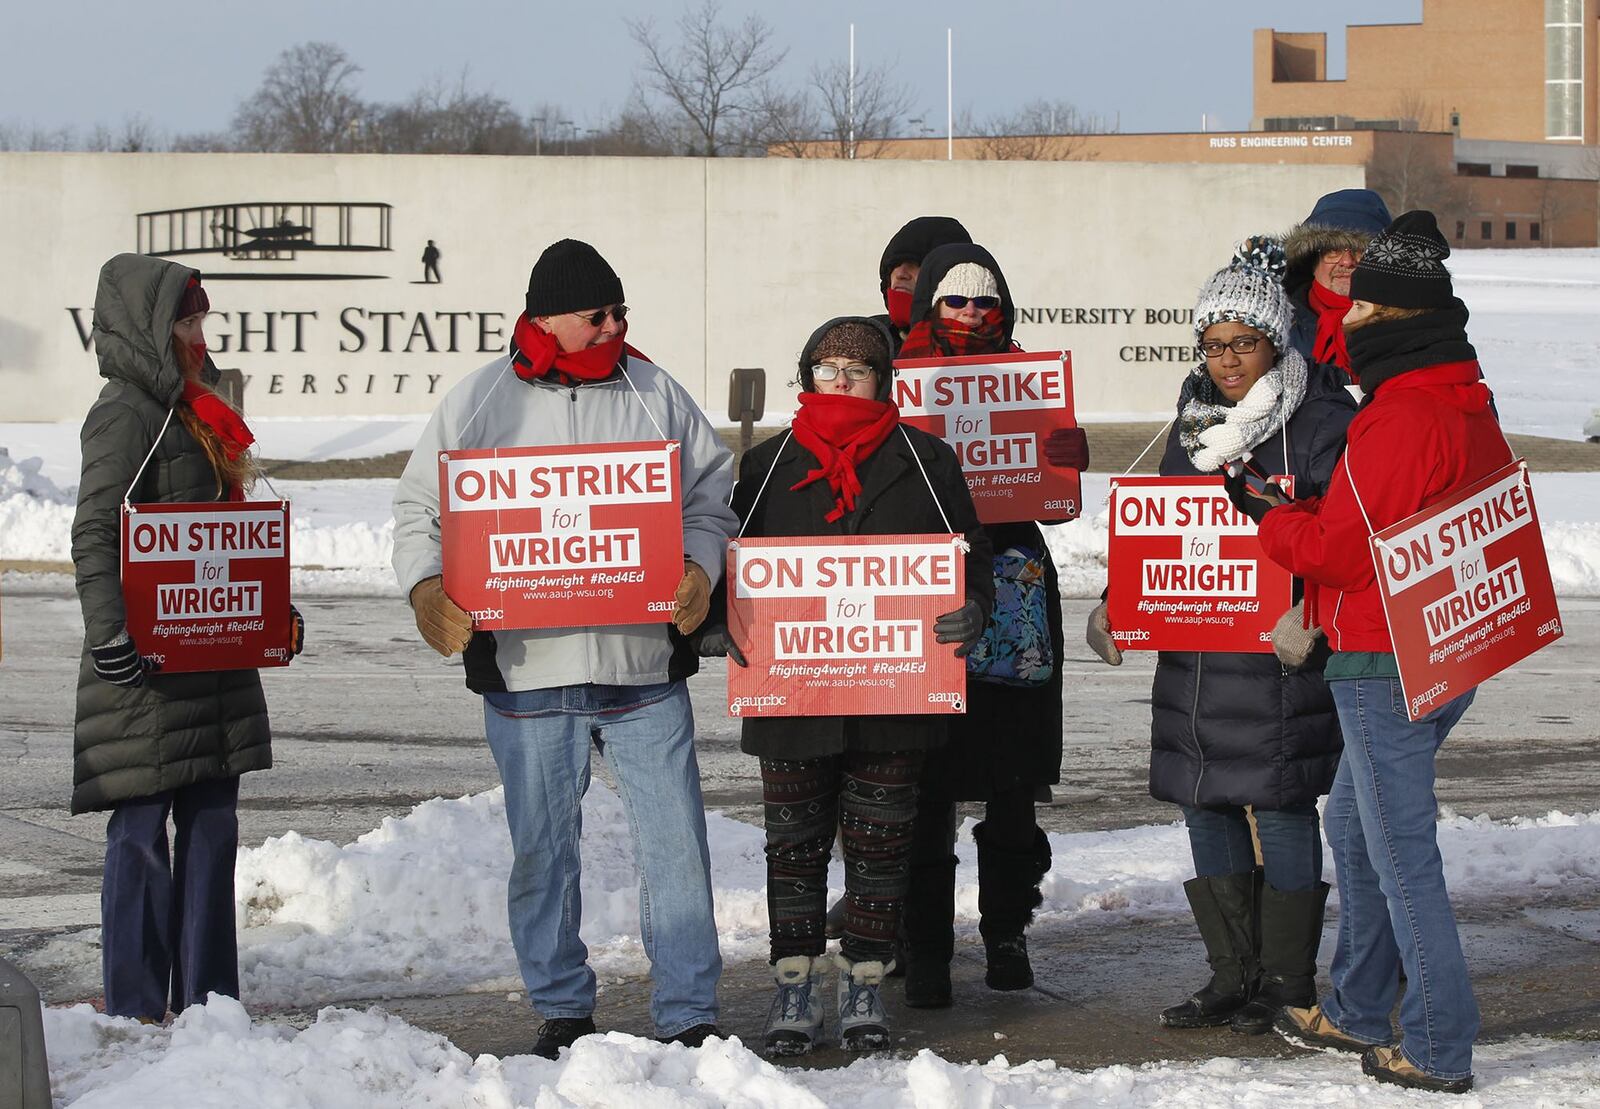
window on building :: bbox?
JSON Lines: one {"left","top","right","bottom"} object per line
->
{"left": 1506, "top": 164, "right": 1540, "bottom": 178}
{"left": 1455, "top": 220, "right": 1466, "bottom": 241}
{"left": 1481, "top": 221, "right": 1494, "bottom": 241}
{"left": 1532, "top": 222, "right": 1543, "bottom": 241}
{"left": 1353, "top": 118, "right": 1402, "bottom": 131}
{"left": 1507, "top": 222, "right": 1518, "bottom": 241}
{"left": 1457, "top": 162, "right": 1492, "bottom": 177}
{"left": 1546, "top": 0, "right": 1584, "bottom": 140}
{"left": 1263, "top": 116, "right": 1336, "bottom": 132}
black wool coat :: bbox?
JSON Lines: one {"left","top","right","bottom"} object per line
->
{"left": 1147, "top": 362, "right": 1353, "bottom": 811}
{"left": 729, "top": 424, "right": 993, "bottom": 760}
{"left": 70, "top": 254, "right": 272, "bottom": 814}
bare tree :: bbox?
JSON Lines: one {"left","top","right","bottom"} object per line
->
{"left": 969, "top": 98, "right": 1111, "bottom": 160}
{"left": 807, "top": 58, "right": 914, "bottom": 158}
{"left": 626, "top": 1, "right": 787, "bottom": 156}
{"left": 85, "top": 114, "right": 162, "bottom": 153}
{"left": 0, "top": 122, "right": 75, "bottom": 151}
{"left": 1390, "top": 89, "right": 1441, "bottom": 132}
{"left": 1366, "top": 134, "right": 1467, "bottom": 222}
{"left": 376, "top": 72, "right": 531, "bottom": 154}
{"left": 748, "top": 82, "right": 820, "bottom": 157}
{"left": 233, "top": 42, "right": 366, "bottom": 153}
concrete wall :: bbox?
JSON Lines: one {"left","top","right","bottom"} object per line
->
{"left": 0, "top": 153, "right": 1362, "bottom": 422}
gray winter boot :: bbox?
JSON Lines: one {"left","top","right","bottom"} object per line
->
{"left": 836, "top": 956, "right": 892, "bottom": 1052}
{"left": 762, "top": 956, "right": 824, "bottom": 1057}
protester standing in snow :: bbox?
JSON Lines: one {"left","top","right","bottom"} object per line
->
{"left": 1236, "top": 211, "right": 1504, "bottom": 1095}
{"left": 71, "top": 254, "right": 304, "bottom": 1022}
{"left": 1282, "top": 188, "right": 1393, "bottom": 386}
{"left": 896, "top": 244, "right": 1088, "bottom": 1006}
{"left": 1089, "top": 240, "right": 1353, "bottom": 1036}
{"left": 391, "top": 239, "right": 737, "bottom": 1058}
{"left": 694, "top": 316, "right": 992, "bottom": 1055}
{"left": 870, "top": 215, "right": 974, "bottom": 354}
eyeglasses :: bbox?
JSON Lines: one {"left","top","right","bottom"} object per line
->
{"left": 940, "top": 295, "right": 1000, "bottom": 310}
{"left": 810, "top": 363, "right": 876, "bottom": 382}
{"left": 1199, "top": 335, "right": 1266, "bottom": 358}
{"left": 1320, "top": 248, "right": 1361, "bottom": 264}
{"left": 569, "top": 305, "right": 629, "bottom": 327}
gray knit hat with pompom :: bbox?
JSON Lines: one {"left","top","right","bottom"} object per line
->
{"left": 1192, "top": 237, "right": 1293, "bottom": 353}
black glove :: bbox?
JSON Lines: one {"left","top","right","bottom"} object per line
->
{"left": 933, "top": 599, "right": 986, "bottom": 658}
{"left": 289, "top": 605, "right": 306, "bottom": 657}
{"left": 693, "top": 623, "right": 747, "bottom": 667}
{"left": 1224, "top": 468, "right": 1288, "bottom": 526}
{"left": 91, "top": 633, "right": 159, "bottom": 687}
{"left": 1043, "top": 427, "right": 1090, "bottom": 470}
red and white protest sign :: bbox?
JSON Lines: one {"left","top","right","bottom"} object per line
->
{"left": 439, "top": 441, "right": 684, "bottom": 631}
{"left": 725, "top": 534, "right": 967, "bottom": 718}
{"left": 120, "top": 500, "right": 293, "bottom": 673}
{"left": 1107, "top": 476, "right": 1294, "bottom": 653}
{"left": 1370, "top": 459, "right": 1563, "bottom": 720}
{"left": 893, "top": 350, "right": 1081, "bottom": 524}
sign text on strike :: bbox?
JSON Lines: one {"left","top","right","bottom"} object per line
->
{"left": 445, "top": 451, "right": 674, "bottom": 510}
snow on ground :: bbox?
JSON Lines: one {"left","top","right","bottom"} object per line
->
{"left": 34, "top": 789, "right": 1600, "bottom": 1106}
{"left": 39, "top": 997, "right": 1600, "bottom": 1108}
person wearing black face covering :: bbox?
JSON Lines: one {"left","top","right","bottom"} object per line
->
{"left": 872, "top": 215, "right": 974, "bottom": 353}
{"left": 1235, "top": 211, "right": 1506, "bottom": 1096}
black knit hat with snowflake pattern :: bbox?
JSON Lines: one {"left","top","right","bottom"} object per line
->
{"left": 1350, "top": 210, "right": 1455, "bottom": 310}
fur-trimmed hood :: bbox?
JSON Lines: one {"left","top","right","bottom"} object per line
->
{"left": 1282, "top": 188, "right": 1393, "bottom": 299}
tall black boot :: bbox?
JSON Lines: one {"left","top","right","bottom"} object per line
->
{"left": 1230, "top": 881, "right": 1329, "bottom": 1035}
{"left": 1160, "top": 872, "right": 1260, "bottom": 1028}
{"left": 975, "top": 823, "right": 1051, "bottom": 991}
{"left": 901, "top": 855, "right": 956, "bottom": 1008}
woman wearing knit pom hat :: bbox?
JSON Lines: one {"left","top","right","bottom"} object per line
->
{"left": 894, "top": 243, "right": 1087, "bottom": 1007}
{"left": 692, "top": 315, "right": 992, "bottom": 1056}
{"left": 1240, "top": 211, "right": 1506, "bottom": 1095}
{"left": 1089, "top": 237, "right": 1355, "bottom": 1037}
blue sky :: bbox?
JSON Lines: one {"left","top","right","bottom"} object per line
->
{"left": 5, "top": 1, "right": 1419, "bottom": 139}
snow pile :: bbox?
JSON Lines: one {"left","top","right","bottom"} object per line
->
{"left": 0, "top": 447, "right": 77, "bottom": 561}
{"left": 41, "top": 996, "right": 1600, "bottom": 1108}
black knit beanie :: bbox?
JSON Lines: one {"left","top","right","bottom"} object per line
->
{"left": 1349, "top": 210, "right": 1455, "bottom": 309}
{"left": 176, "top": 275, "right": 210, "bottom": 319}
{"left": 879, "top": 216, "right": 972, "bottom": 293}
{"left": 525, "top": 239, "right": 625, "bottom": 317}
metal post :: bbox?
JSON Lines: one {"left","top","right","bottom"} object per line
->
{"left": 947, "top": 29, "right": 954, "bottom": 161}
{"left": 848, "top": 23, "right": 856, "bottom": 159}
{"left": 0, "top": 957, "right": 51, "bottom": 1109}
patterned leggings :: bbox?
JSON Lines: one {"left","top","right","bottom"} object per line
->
{"left": 760, "top": 750, "right": 924, "bottom": 965}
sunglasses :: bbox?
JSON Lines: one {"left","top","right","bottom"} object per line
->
{"left": 810, "top": 363, "right": 876, "bottom": 382}
{"left": 941, "top": 295, "right": 1000, "bottom": 310}
{"left": 569, "top": 305, "right": 629, "bottom": 327}
{"left": 1200, "top": 335, "right": 1265, "bottom": 357}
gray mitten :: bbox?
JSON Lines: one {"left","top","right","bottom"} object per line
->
{"left": 1086, "top": 602, "right": 1123, "bottom": 666}
{"left": 1272, "top": 600, "right": 1324, "bottom": 670}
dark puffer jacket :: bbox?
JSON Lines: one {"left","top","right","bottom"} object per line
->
{"left": 1148, "top": 360, "right": 1353, "bottom": 810}
{"left": 70, "top": 253, "right": 271, "bottom": 814}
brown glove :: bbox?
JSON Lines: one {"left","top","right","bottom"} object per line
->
{"left": 1271, "top": 600, "right": 1324, "bottom": 670}
{"left": 672, "top": 561, "right": 712, "bottom": 635}
{"left": 1086, "top": 601, "right": 1123, "bottom": 666}
{"left": 410, "top": 575, "right": 474, "bottom": 656}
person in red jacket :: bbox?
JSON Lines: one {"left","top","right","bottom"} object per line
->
{"left": 1226, "top": 211, "right": 1508, "bottom": 1096}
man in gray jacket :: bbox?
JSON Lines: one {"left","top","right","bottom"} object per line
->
{"left": 392, "top": 239, "right": 737, "bottom": 1057}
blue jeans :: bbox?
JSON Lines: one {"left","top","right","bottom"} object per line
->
{"left": 482, "top": 680, "right": 720, "bottom": 1037}
{"left": 1320, "top": 679, "right": 1478, "bottom": 1080}
{"left": 1182, "top": 803, "right": 1323, "bottom": 892}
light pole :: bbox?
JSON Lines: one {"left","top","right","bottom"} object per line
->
{"left": 532, "top": 115, "right": 546, "bottom": 156}
{"left": 560, "top": 119, "right": 575, "bottom": 156}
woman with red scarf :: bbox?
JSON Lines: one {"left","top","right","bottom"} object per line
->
{"left": 894, "top": 243, "right": 1086, "bottom": 1008}
{"left": 696, "top": 316, "right": 991, "bottom": 1056}
{"left": 71, "top": 255, "right": 303, "bottom": 1023}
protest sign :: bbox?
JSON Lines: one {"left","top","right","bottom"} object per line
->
{"left": 439, "top": 441, "right": 683, "bottom": 630}
{"left": 1370, "top": 459, "right": 1563, "bottom": 720}
{"left": 725, "top": 534, "right": 967, "bottom": 718}
{"left": 893, "top": 350, "right": 1081, "bottom": 523}
{"left": 120, "top": 500, "right": 293, "bottom": 672}
{"left": 1107, "top": 476, "right": 1294, "bottom": 653}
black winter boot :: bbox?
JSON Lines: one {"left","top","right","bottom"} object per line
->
{"left": 975, "top": 824, "right": 1051, "bottom": 992}
{"left": 1160, "top": 873, "right": 1260, "bottom": 1028}
{"left": 1230, "top": 881, "right": 1329, "bottom": 1035}
{"left": 901, "top": 855, "right": 956, "bottom": 1007}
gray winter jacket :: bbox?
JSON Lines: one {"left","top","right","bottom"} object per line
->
{"left": 70, "top": 253, "right": 271, "bottom": 814}
{"left": 392, "top": 352, "right": 738, "bottom": 693}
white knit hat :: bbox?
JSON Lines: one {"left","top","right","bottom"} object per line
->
{"left": 933, "top": 262, "right": 999, "bottom": 303}
{"left": 1192, "top": 237, "right": 1293, "bottom": 353}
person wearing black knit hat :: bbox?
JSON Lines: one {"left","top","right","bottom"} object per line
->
{"left": 1234, "top": 210, "right": 1506, "bottom": 1095}
{"left": 393, "top": 237, "right": 738, "bottom": 1059}
{"left": 871, "top": 216, "right": 973, "bottom": 350}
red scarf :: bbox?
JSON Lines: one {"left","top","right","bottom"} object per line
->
{"left": 181, "top": 379, "right": 254, "bottom": 461}
{"left": 509, "top": 313, "right": 644, "bottom": 383}
{"left": 898, "top": 308, "right": 1007, "bottom": 359}
{"left": 789, "top": 393, "right": 900, "bottom": 523}
{"left": 884, "top": 287, "right": 914, "bottom": 331}
{"left": 1309, "top": 281, "right": 1353, "bottom": 377}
